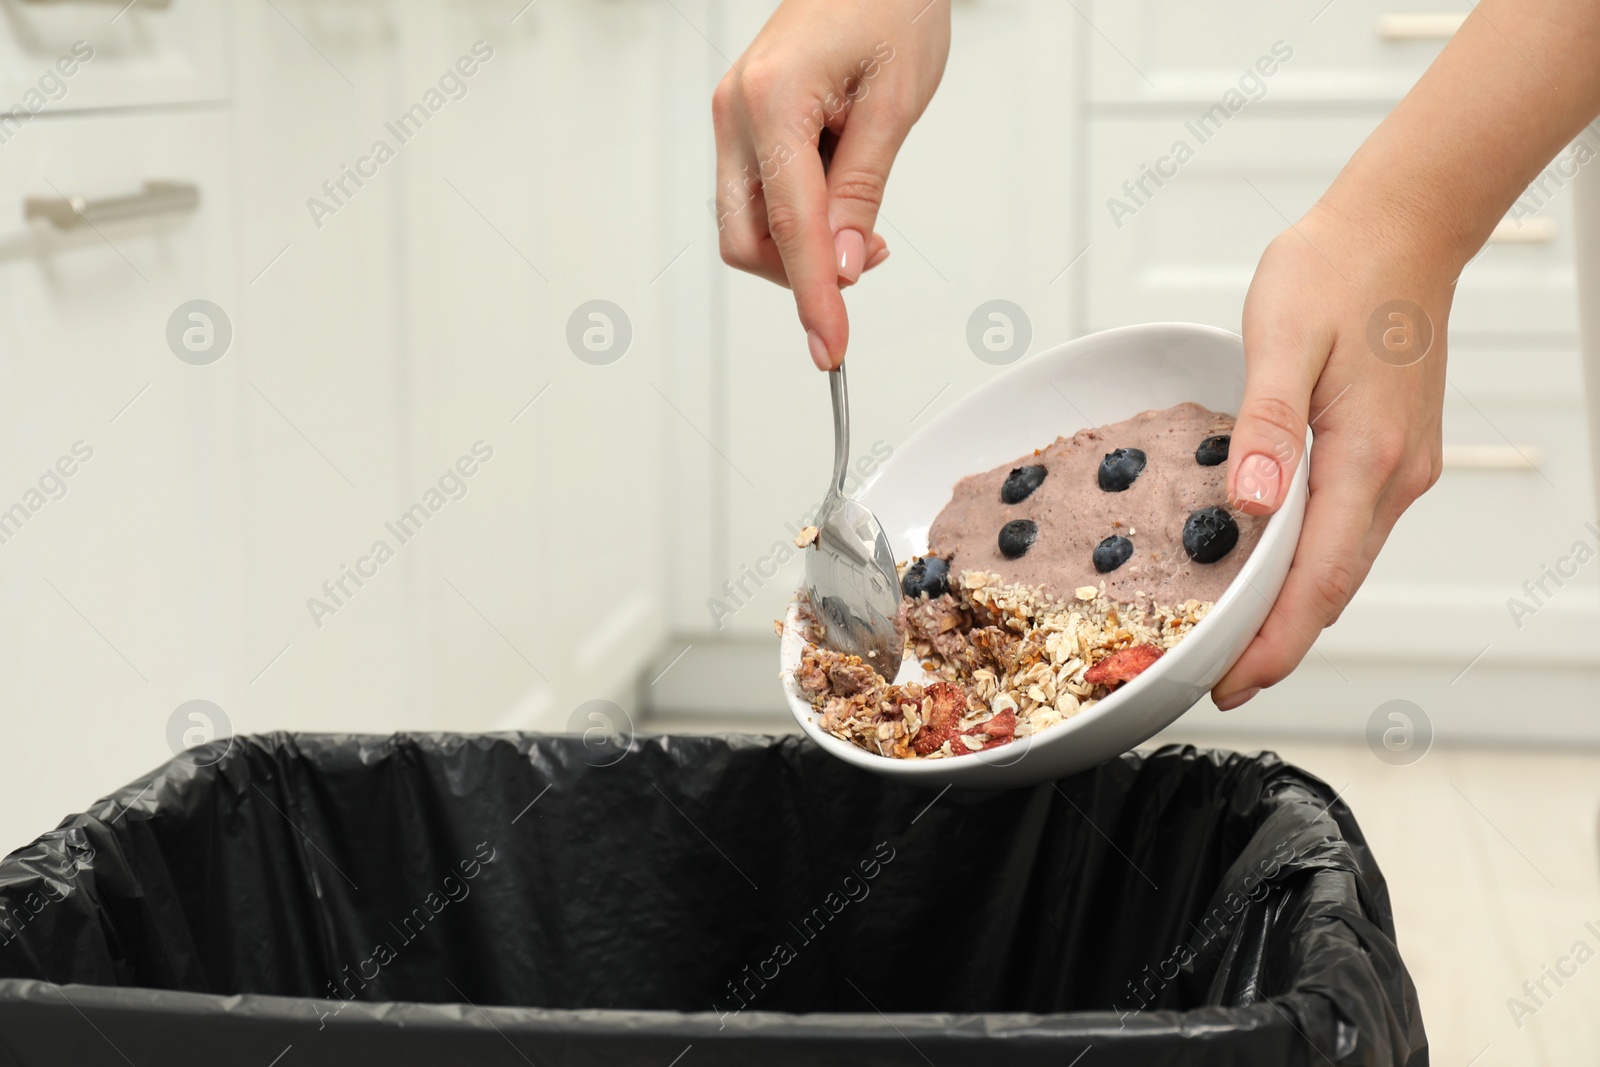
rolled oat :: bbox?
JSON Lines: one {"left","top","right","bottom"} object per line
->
{"left": 792, "top": 570, "right": 1209, "bottom": 760}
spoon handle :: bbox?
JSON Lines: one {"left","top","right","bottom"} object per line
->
{"left": 828, "top": 365, "right": 851, "bottom": 496}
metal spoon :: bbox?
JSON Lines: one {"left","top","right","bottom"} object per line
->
{"left": 803, "top": 364, "right": 906, "bottom": 671}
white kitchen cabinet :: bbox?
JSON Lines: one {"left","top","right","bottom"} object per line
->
{"left": 385, "top": 0, "right": 681, "bottom": 728}
{"left": 0, "top": 0, "right": 704, "bottom": 851}
{"left": 1085, "top": 115, "right": 1580, "bottom": 341}
{"left": 222, "top": 0, "right": 438, "bottom": 741}
{"left": 0, "top": 0, "right": 226, "bottom": 112}
{"left": 1085, "top": 0, "right": 1464, "bottom": 104}
{"left": 1332, "top": 388, "right": 1598, "bottom": 663}
{"left": 0, "top": 106, "right": 239, "bottom": 852}
{"left": 1077, "top": 106, "right": 1595, "bottom": 669}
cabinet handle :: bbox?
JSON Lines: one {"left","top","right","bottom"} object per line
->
{"left": 24, "top": 180, "right": 199, "bottom": 230}
{"left": 1489, "top": 216, "right": 1557, "bottom": 243}
{"left": 1441, "top": 444, "right": 1545, "bottom": 471}
{"left": 1377, "top": 13, "right": 1466, "bottom": 39}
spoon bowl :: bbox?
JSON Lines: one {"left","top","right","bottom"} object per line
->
{"left": 802, "top": 365, "right": 906, "bottom": 668}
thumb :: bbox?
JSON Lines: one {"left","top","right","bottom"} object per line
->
{"left": 761, "top": 136, "right": 848, "bottom": 371}
{"left": 824, "top": 109, "right": 907, "bottom": 287}
{"left": 1229, "top": 325, "right": 1321, "bottom": 517}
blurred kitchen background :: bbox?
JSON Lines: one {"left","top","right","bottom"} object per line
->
{"left": 1, "top": 1, "right": 1597, "bottom": 1061}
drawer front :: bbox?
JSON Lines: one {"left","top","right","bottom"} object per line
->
{"left": 0, "top": 0, "right": 226, "bottom": 111}
{"left": 1084, "top": 116, "right": 1580, "bottom": 340}
{"left": 1325, "top": 387, "right": 1598, "bottom": 664}
{"left": 1371, "top": 392, "right": 1594, "bottom": 589}
{"left": 1086, "top": 0, "right": 1463, "bottom": 104}
{"left": 0, "top": 107, "right": 238, "bottom": 858}
{"left": 0, "top": 109, "right": 235, "bottom": 424}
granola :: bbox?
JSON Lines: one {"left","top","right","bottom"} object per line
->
{"left": 790, "top": 569, "right": 1208, "bottom": 760}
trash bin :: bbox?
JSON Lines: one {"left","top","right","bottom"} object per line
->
{"left": 0, "top": 733, "right": 1424, "bottom": 1066}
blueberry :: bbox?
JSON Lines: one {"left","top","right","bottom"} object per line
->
{"left": 1000, "top": 464, "right": 1048, "bottom": 504}
{"left": 1097, "top": 448, "right": 1147, "bottom": 492}
{"left": 900, "top": 555, "right": 950, "bottom": 600}
{"left": 1182, "top": 506, "right": 1239, "bottom": 564}
{"left": 1093, "top": 535, "right": 1134, "bottom": 573}
{"left": 1195, "top": 434, "right": 1230, "bottom": 467}
{"left": 998, "top": 519, "right": 1038, "bottom": 559}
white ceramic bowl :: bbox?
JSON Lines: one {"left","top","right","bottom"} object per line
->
{"left": 780, "top": 323, "right": 1308, "bottom": 788}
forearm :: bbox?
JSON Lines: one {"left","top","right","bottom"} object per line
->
{"left": 1319, "top": 0, "right": 1600, "bottom": 271}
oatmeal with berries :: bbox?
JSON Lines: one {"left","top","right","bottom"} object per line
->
{"left": 787, "top": 402, "right": 1265, "bottom": 761}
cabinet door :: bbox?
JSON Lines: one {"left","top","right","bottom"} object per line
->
{"left": 1085, "top": 0, "right": 1464, "bottom": 104}
{"left": 0, "top": 109, "right": 237, "bottom": 853}
{"left": 1329, "top": 326, "right": 1597, "bottom": 666}
{"left": 225, "top": 0, "right": 443, "bottom": 740}
{"left": 1322, "top": 374, "right": 1599, "bottom": 667}
{"left": 0, "top": 0, "right": 226, "bottom": 110}
{"left": 1084, "top": 115, "right": 1580, "bottom": 340}
{"left": 391, "top": 0, "right": 681, "bottom": 727}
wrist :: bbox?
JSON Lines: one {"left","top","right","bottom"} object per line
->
{"left": 1311, "top": 172, "right": 1477, "bottom": 282}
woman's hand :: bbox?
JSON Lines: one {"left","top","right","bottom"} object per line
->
{"left": 1211, "top": 204, "right": 1452, "bottom": 709}
{"left": 712, "top": 0, "right": 950, "bottom": 370}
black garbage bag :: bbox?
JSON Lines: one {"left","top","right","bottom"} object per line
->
{"left": 0, "top": 733, "right": 1424, "bottom": 1066}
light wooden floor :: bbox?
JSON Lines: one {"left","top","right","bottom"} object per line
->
{"left": 1155, "top": 731, "right": 1600, "bottom": 1067}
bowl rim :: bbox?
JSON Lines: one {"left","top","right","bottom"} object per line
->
{"left": 781, "top": 321, "right": 1309, "bottom": 780}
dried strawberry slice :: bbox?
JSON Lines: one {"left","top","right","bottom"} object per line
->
{"left": 967, "top": 707, "right": 1017, "bottom": 741}
{"left": 936, "top": 707, "right": 1020, "bottom": 757}
{"left": 1083, "top": 644, "right": 1163, "bottom": 688}
{"left": 912, "top": 682, "right": 966, "bottom": 756}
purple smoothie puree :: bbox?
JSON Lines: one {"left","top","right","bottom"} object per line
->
{"left": 926, "top": 402, "right": 1266, "bottom": 606}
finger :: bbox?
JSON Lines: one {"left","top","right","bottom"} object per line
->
{"left": 844, "top": 233, "right": 891, "bottom": 288}
{"left": 712, "top": 98, "right": 787, "bottom": 286}
{"left": 759, "top": 127, "right": 849, "bottom": 369}
{"left": 722, "top": 184, "right": 790, "bottom": 288}
{"left": 1212, "top": 446, "right": 1382, "bottom": 708}
{"left": 824, "top": 107, "right": 909, "bottom": 285}
{"left": 1229, "top": 313, "right": 1328, "bottom": 518}
{"left": 863, "top": 233, "right": 890, "bottom": 273}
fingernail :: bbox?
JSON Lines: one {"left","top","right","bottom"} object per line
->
{"left": 1215, "top": 687, "right": 1261, "bottom": 712}
{"left": 1233, "top": 453, "right": 1283, "bottom": 514}
{"left": 834, "top": 228, "right": 865, "bottom": 285}
{"left": 864, "top": 246, "right": 890, "bottom": 271}
{"left": 807, "top": 330, "right": 831, "bottom": 371}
